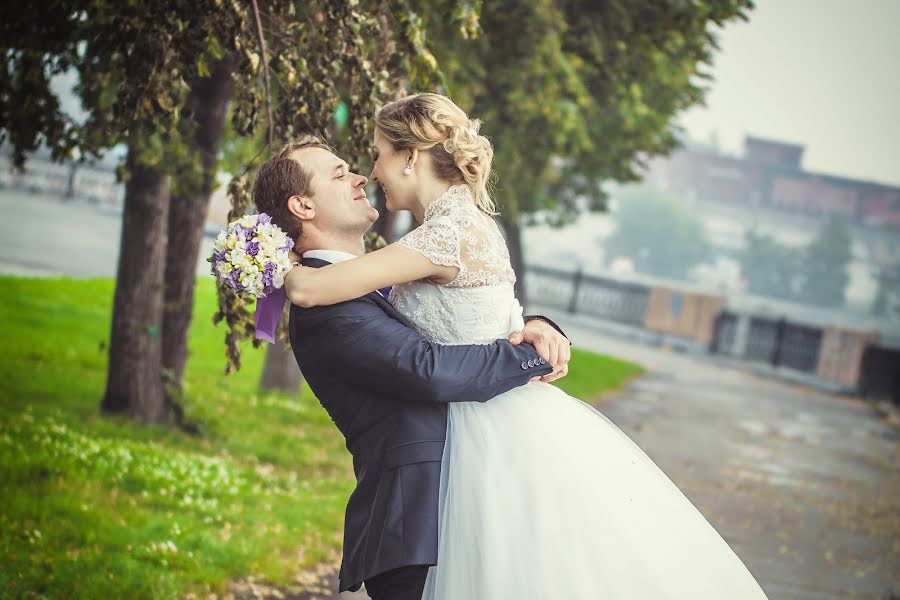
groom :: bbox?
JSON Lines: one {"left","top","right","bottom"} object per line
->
{"left": 252, "top": 136, "right": 570, "bottom": 600}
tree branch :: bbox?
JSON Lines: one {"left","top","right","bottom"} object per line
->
{"left": 250, "top": 0, "right": 274, "bottom": 152}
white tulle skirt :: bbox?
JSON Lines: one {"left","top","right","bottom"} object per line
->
{"left": 421, "top": 381, "right": 769, "bottom": 600}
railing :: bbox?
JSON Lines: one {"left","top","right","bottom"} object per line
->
{"left": 776, "top": 322, "right": 823, "bottom": 373}
{"left": 525, "top": 264, "right": 890, "bottom": 396}
{"left": 737, "top": 317, "right": 822, "bottom": 373}
{"left": 526, "top": 266, "right": 650, "bottom": 326}
{"left": 0, "top": 154, "right": 123, "bottom": 205}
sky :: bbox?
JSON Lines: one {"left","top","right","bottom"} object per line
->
{"left": 678, "top": 0, "right": 900, "bottom": 187}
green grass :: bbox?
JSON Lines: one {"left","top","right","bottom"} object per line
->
{"left": 553, "top": 347, "right": 644, "bottom": 401}
{"left": 0, "top": 276, "right": 642, "bottom": 599}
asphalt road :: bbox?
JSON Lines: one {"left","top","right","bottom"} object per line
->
{"left": 0, "top": 189, "right": 215, "bottom": 278}
{"left": 560, "top": 317, "right": 900, "bottom": 600}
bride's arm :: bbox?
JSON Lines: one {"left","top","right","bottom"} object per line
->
{"left": 285, "top": 243, "right": 459, "bottom": 307}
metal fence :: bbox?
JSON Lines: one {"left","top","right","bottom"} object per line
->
{"left": 0, "top": 154, "right": 123, "bottom": 205}
{"left": 776, "top": 322, "right": 823, "bottom": 373}
{"left": 711, "top": 312, "right": 737, "bottom": 353}
{"left": 526, "top": 264, "right": 891, "bottom": 393}
{"left": 736, "top": 317, "right": 822, "bottom": 373}
{"left": 526, "top": 266, "right": 650, "bottom": 326}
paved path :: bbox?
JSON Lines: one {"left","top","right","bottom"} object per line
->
{"left": 0, "top": 189, "right": 215, "bottom": 278}
{"left": 4, "top": 191, "right": 898, "bottom": 598}
{"left": 560, "top": 315, "right": 900, "bottom": 600}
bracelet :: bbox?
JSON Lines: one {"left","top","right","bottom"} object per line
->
{"left": 524, "top": 316, "right": 573, "bottom": 345}
{"left": 526, "top": 316, "right": 554, "bottom": 327}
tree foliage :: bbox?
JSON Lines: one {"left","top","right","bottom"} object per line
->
{"left": 739, "top": 215, "right": 852, "bottom": 308}
{"left": 1, "top": 0, "right": 244, "bottom": 193}
{"left": 214, "top": 0, "right": 482, "bottom": 374}
{"left": 795, "top": 215, "right": 852, "bottom": 307}
{"left": 422, "top": 0, "right": 753, "bottom": 304}
{"left": 739, "top": 228, "right": 804, "bottom": 300}
{"left": 603, "top": 186, "right": 712, "bottom": 280}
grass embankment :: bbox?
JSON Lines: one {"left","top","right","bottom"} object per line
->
{"left": 0, "top": 276, "right": 642, "bottom": 599}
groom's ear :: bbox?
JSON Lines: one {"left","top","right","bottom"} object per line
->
{"left": 287, "top": 195, "right": 315, "bottom": 221}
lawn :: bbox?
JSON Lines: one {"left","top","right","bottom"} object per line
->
{"left": 0, "top": 276, "right": 643, "bottom": 599}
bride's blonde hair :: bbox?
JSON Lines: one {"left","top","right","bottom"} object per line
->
{"left": 374, "top": 93, "right": 497, "bottom": 215}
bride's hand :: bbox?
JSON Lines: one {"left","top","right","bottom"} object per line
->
{"left": 509, "top": 319, "right": 571, "bottom": 382}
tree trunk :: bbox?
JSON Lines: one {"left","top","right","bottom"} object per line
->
{"left": 500, "top": 212, "right": 528, "bottom": 309}
{"left": 371, "top": 186, "right": 396, "bottom": 242}
{"left": 101, "top": 152, "right": 171, "bottom": 423}
{"left": 162, "top": 58, "right": 234, "bottom": 404}
{"left": 260, "top": 338, "right": 303, "bottom": 394}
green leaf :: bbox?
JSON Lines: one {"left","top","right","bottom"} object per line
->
{"left": 197, "top": 54, "right": 211, "bottom": 78}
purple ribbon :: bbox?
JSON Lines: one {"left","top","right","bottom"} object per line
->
{"left": 254, "top": 286, "right": 287, "bottom": 343}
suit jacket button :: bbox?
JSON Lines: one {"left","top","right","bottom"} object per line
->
{"left": 527, "top": 359, "right": 535, "bottom": 368}
{"left": 521, "top": 361, "right": 528, "bottom": 370}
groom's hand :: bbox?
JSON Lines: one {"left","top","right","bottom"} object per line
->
{"left": 508, "top": 320, "right": 570, "bottom": 382}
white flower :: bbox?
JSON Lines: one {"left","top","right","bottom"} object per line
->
{"left": 211, "top": 214, "right": 295, "bottom": 298}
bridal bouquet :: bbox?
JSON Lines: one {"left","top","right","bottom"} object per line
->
{"left": 208, "top": 214, "right": 295, "bottom": 342}
{"left": 209, "top": 213, "right": 294, "bottom": 298}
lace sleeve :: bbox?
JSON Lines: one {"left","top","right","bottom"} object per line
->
{"left": 397, "top": 216, "right": 463, "bottom": 270}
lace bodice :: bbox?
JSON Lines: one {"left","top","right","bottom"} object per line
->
{"left": 391, "top": 185, "right": 524, "bottom": 345}
{"left": 397, "top": 184, "right": 516, "bottom": 288}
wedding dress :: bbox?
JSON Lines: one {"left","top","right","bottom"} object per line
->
{"left": 389, "top": 184, "right": 769, "bottom": 599}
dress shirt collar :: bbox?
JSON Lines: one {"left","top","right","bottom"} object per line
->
{"left": 302, "top": 249, "right": 360, "bottom": 264}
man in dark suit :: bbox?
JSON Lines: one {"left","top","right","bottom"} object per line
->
{"left": 253, "top": 137, "right": 570, "bottom": 600}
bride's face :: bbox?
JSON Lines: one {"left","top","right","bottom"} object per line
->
{"left": 370, "top": 128, "right": 417, "bottom": 213}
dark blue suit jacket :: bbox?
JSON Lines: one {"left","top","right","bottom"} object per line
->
{"left": 288, "top": 257, "right": 554, "bottom": 592}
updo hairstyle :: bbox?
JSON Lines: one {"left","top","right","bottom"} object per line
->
{"left": 374, "top": 93, "right": 497, "bottom": 215}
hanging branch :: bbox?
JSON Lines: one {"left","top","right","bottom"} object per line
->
{"left": 250, "top": 0, "right": 274, "bottom": 151}
{"left": 215, "top": 0, "right": 456, "bottom": 373}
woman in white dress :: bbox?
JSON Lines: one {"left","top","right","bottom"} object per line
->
{"left": 284, "top": 93, "right": 769, "bottom": 599}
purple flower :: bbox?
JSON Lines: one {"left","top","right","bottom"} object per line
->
{"left": 246, "top": 241, "right": 260, "bottom": 256}
{"left": 225, "top": 269, "right": 243, "bottom": 290}
{"left": 213, "top": 250, "right": 227, "bottom": 263}
{"left": 232, "top": 223, "right": 253, "bottom": 238}
{"left": 257, "top": 213, "right": 272, "bottom": 225}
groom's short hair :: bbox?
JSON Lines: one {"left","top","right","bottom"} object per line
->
{"left": 252, "top": 135, "right": 334, "bottom": 243}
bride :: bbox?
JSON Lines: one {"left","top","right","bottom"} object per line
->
{"left": 284, "top": 93, "right": 768, "bottom": 599}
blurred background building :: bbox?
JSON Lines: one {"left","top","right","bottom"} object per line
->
{"left": 650, "top": 135, "right": 900, "bottom": 312}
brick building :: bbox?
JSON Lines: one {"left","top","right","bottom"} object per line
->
{"left": 657, "top": 136, "right": 900, "bottom": 230}
{"left": 648, "top": 136, "right": 900, "bottom": 310}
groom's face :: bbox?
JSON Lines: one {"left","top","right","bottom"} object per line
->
{"left": 289, "top": 147, "right": 378, "bottom": 235}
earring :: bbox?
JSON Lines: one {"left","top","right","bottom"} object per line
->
{"left": 403, "top": 165, "right": 412, "bottom": 176}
